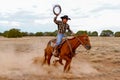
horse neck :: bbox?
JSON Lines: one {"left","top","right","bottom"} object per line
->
{"left": 69, "top": 37, "right": 81, "bottom": 50}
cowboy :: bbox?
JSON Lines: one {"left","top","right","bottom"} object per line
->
{"left": 53, "top": 15, "right": 74, "bottom": 57}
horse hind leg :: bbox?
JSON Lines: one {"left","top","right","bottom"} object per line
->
{"left": 47, "top": 54, "right": 52, "bottom": 65}
{"left": 42, "top": 49, "right": 52, "bottom": 66}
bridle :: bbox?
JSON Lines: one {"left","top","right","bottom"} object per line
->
{"left": 65, "top": 35, "right": 86, "bottom": 57}
{"left": 75, "top": 36, "right": 84, "bottom": 45}
{"left": 75, "top": 35, "right": 91, "bottom": 50}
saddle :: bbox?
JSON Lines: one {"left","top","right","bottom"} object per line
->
{"left": 48, "top": 38, "right": 76, "bottom": 57}
{"left": 49, "top": 38, "right": 66, "bottom": 49}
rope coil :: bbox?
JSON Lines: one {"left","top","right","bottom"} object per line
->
{"left": 53, "top": 5, "right": 62, "bottom": 16}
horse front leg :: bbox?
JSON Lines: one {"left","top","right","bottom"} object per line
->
{"left": 63, "top": 56, "right": 71, "bottom": 72}
{"left": 53, "top": 58, "right": 63, "bottom": 65}
{"left": 59, "top": 58, "right": 63, "bottom": 65}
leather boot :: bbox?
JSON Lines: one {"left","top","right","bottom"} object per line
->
{"left": 53, "top": 45, "right": 59, "bottom": 57}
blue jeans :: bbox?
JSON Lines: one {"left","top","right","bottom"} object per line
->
{"left": 56, "top": 33, "right": 64, "bottom": 46}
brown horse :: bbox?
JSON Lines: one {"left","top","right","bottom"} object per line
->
{"left": 43, "top": 34, "right": 91, "bottom": 72}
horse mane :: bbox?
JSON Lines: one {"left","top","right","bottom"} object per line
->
{"left": 68, "top": 34, "right": 88, "bottom": 40}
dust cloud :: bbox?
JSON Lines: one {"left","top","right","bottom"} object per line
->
{"left": 0, "top": 37, "right": 119, "bottom": 80}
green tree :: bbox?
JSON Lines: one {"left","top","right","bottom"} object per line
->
{"left": 114, "top": 32, "right": 120, "bottom": 37}
{"left": 100, "top": 30, "right": 114, "bottom": 37}
{"left": 28, "top": 32, "right": 35, "bottom": 36}
{"left": 91, "top": 31, "right": 98, "bottom": 36}
{"left": 87, "top": 31, "right": 98, "bottom": 36}
{"left": 0, "top": 32, "right": 3, "bottom": 36}
{"left": 3, "top": 28, "right": 22, "bottom": 38}
{"left": 21, "top": 32, "right": 29, "bottom": 36}
{"left": 52, "top": 30, "right": 57, "bottom": 36}
{"left": 35, "top": 32, "right": 43, "bottom": 36}
{"left": 3, "top": 31, "right": 9, "bottom": 37}
{"left": 76, "top": 30, "right": 87, "bottom": 35}
{"left": 87, "top": 31, "right": 92, "bottom": 36}
{"left": 43, "top": 31, "right": 57, "bottom": 36}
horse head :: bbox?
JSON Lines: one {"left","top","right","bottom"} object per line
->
{"left": 76, "top": 34, "right": 91, "bottom": 50}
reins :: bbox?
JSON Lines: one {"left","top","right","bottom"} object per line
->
{"left": 75, "top": 36, "right": 84, "bottom": 46}
{"left": 64, "top": 36, "right": 74, "bottom": 56}
{"left": 64, "top": 35, "right": 84, "bottom": 57}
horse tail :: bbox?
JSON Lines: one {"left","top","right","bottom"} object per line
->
{"left": 42, "top": 49, "right": 47, "bottom": 65}
{"left": 47, "top": 40, "right": 50, "bottom": 46}
{"left": 47, "top": 39, "right": 56, "bottom": 47}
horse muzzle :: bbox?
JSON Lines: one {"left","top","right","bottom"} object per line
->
{"left": 85, "top": 45, "right": 91, "bottom": 50}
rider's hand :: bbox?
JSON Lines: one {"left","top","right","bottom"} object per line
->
{"left": 55, "top": 14, "right": 59, "bottom": 17}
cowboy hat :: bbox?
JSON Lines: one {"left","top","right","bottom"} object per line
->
{"left": 61, "top": 15, "right": 71, "bottom": 20}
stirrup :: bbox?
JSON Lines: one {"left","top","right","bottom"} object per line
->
{"left": 53, "top": 50, "right": 59, "bottom": 57}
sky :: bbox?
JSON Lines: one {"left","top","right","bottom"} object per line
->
{"left": 0, "top": 0, "right": 120, "bottom": 34}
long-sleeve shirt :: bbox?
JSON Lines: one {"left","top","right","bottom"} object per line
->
{"left": 54, "top": 16, "right": 73, "bottom": 34}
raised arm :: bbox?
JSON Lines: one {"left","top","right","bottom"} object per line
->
{"left": 54, "top": 15, "right": 61, "bottom": 25}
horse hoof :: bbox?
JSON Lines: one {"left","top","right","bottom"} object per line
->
{"left": 59, "top": 62, "right": 64, "bottom": 65}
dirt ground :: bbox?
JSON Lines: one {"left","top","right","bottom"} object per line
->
{"left": 0, "top": 36, "right": 120, "bottom": 80}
